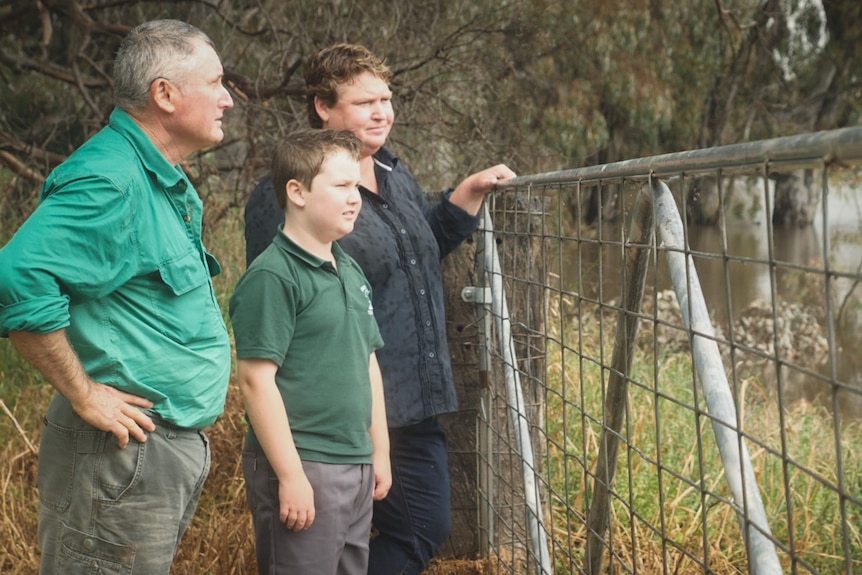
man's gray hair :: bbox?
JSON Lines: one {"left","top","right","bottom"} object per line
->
{"left": 113, "top": 19, "right": 215, "bottom": 111}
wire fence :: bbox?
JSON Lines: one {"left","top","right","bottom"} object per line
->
{"left": 470, "top": 127, "right": 862, "bottom": 574}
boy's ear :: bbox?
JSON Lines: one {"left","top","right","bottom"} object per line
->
{"left": 285, "top": 179, "right": 306, "bottom": 208}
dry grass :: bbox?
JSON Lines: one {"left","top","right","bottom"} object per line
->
{"left": 0, "top": 381, "right": 496, "bottom": 575}
{"left": 171, "top": 381, "right": 257, "bottom": 575}
{"left": 0, "top": 384, "right": 49, "bottom": 574}
{"left": 0, "top": 209, "right": 498, "bottom": 574}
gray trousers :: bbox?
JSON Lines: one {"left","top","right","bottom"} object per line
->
{"left": 37, "top": 395, "right": 210, "bottom": 575}
{"left": 243, "top": 450, "right": 374, "bottom": 575}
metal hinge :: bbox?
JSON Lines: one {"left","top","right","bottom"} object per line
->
{"left": 461, "top": 286, "right": 492, "bottom": 304}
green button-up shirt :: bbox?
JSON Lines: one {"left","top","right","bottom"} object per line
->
{"left": 0, "top": 108, "right": 230, "bottom": 429}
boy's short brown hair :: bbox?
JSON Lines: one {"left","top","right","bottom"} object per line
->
{"left": 271, "top": 129, "right": 362, "bottom": 211}
{"left": 305, "top": 43, "right": 393, "bottom": 129}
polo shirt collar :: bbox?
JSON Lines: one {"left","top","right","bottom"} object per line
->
{"left": 273, "top": 226, "right": 349, "bottom": 269}
{"left": 372, "top": 146, "right": 400, "bottom": 172}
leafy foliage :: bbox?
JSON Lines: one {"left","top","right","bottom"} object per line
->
{"left": 0, "top": 0, "right": 858, "bottom": 230}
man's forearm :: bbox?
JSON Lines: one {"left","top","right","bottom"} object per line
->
{"left": 10, "top": 328, "right": 156, "bottom": 447}
{"left": 10, "top": 329, "right": 92, "bottom": 402}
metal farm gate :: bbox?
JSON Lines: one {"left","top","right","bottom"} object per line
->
{"left": 444, "top": 127, "right": 862, "bottom": 575}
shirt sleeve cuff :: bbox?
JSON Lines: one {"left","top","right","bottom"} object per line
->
{"left": 0, "top": 296, "right": 71, "bottom": 337}
{"left": 440, "top": 189, "right": 481, "bottom": 231}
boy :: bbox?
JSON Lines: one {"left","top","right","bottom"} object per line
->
{"left": 229, "top": 129, "right": 390, "bottom": 574}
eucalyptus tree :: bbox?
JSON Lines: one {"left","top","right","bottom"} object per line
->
{"left": 688, "top": 0, "right": 860, "bottom": 226}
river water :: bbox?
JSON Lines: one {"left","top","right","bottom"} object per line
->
{"left": 559, "top": 183, "right": 862, "bottom": 417}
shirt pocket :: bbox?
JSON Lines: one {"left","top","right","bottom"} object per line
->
{"left": 153, "top": 249, "right": 218, "bottom": 340}
{"left": 159, "top": 249, "right": 210, "bottom": 296}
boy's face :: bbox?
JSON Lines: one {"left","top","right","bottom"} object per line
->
{"left": 304, "top": 149, "right": 362, "bottom": 242}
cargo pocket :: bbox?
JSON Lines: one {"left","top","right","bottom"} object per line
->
{"left": 56, "top": 521, "right": 135, "bottom": 575}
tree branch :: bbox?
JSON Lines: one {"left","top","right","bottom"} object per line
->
{"left": 0, "top": 399, "right": 38, "bottom": 456}
{"left": 0, "top": 150, "right": 44, "bottom": 184}
{"left": 0, "top": 51, "right": 107, "bottom": 88}
{"left": 0, "top": 131, "right": 67, "bottom": 168}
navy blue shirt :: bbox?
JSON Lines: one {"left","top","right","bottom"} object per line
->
{"left": 244, "top": 146, "right": 478, "bottom": 427}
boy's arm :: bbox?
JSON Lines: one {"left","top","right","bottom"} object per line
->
{"left": 368, "top": 352, "right": 391, "bottom": 501}
{"left": 236, "top": 357, "right": 315, "bottom": 531}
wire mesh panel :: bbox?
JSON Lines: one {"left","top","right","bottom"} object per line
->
{"left": 473, "top": 128, "right": 862, "bottom": 575}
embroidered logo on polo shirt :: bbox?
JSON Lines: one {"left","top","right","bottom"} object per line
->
{"left": 360, "top": 285, "right": 374, "bottom": 315}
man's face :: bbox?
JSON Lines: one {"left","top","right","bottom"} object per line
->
{"left": 168, "top": 41, "right": 234, "bottom": 157}
{"left": 318, "top": 72, "right": 393, "bottom": 157}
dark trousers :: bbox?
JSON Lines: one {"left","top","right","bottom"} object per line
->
{"left": 368, "top": 417, "right": 451, "bottom": 575}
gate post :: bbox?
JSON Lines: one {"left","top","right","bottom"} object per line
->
{"left": 439, "top": 204, "right": 483, "bottom": 558}
{"left": 437, "top": 192, "right": 549, "bottom": 564}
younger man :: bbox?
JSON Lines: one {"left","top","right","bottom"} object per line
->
{"left": 229, "top": 129, "right": 390, "bottom": 574}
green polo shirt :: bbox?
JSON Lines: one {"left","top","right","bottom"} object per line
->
{"left": 229, "top": 232, "right": 384, "bottom": 464}
{"left": 0, "top": 108, "right": 231, "bottom": 429}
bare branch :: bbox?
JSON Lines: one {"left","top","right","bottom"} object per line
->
{"left": 0, "top": 130, "right": 67, "bottom": 167}
{"left": 0, "top": 150, "right": 44, "bottom": 184}
{"left": 0, "top": 51, "right": 107, "bottom": 88}
{"left": 35, "top": 0, "right": 52, "bottom": 46}
{"left": 0, "top": 399, "right": 38, "bottom": 456}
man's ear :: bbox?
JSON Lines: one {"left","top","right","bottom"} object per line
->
{"left": 314, "top": 96, "right": 330, "bottom": 124}
{"left": 286, "top": 179, "right": 306, "bottom": 208}
{"left": 151, "top": 77, "right": 177, "bottom": 113}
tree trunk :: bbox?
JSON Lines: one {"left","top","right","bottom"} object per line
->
{"left": 686, "top": 176, "right": 721, "bottom": 226}
{"left": 772, "top": 169, "right": 819, "bottom": 227}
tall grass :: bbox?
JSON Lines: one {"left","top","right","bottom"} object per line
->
{"left": 0, "top": 207, "right": 488, "bottom": 574}
{"left": 542, "top": 297, "right": 862, "bottom": 574}
{"left": 2, "top": 202, "right": 859, "bottom": 573}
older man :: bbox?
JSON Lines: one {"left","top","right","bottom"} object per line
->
{"left": 0, "top": 19, "right": 233, "bottom": 575}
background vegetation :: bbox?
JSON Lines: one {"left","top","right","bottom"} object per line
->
{"left": 1, "top": 0, "right": 860, "bottom": 573}
{"left": 0, "top": 0, "right": 859, "bottom": 232}
{"left": 543, "top": 297, "right": 862, "bottom": 574}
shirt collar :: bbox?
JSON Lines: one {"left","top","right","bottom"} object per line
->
{"left": 108, "top": 108, "right": 190, "bottom": 192}
{"left": 273, "top": 226, "right": 349, "bottom": 269}
{"left": 372, "top": 146, "right": 399, "bottom": 172}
